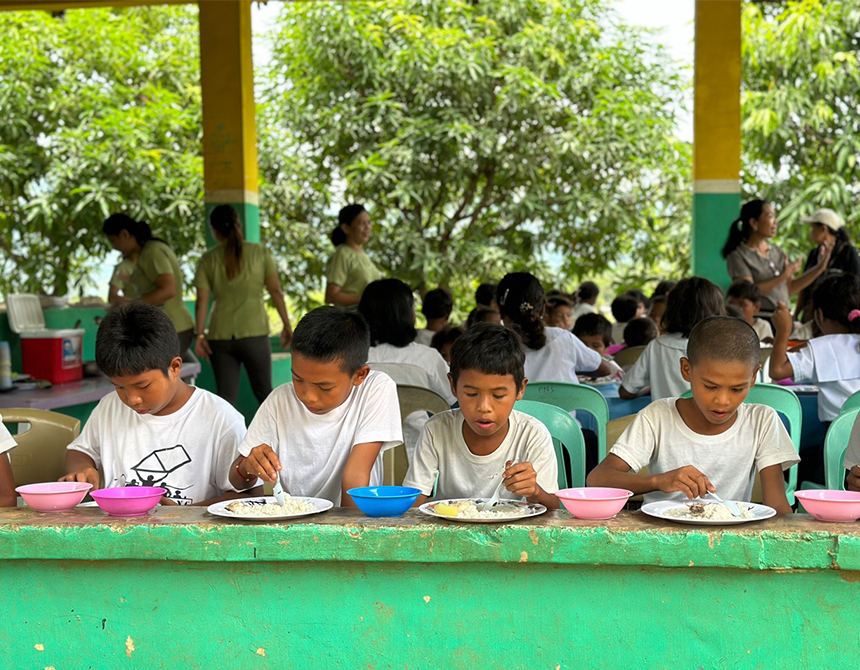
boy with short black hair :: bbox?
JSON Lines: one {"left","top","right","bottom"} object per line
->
{"left": 623, "top": 317, "right": 658, "bottom": 348}
{"left": 726, "top": 280, "right": 773, "bottom": 342}
{"left": 63, "top": 303, "right": 253, "bottom": 505}
{"left": 610, "top": 293, "right": 640, "bottom": 344}
{"left": 234, "top": 306, "right": 402, "bottom": 506}
{"left": 588, "top": 316, "right": 797, "bottom": 513}
{"left": 416, "top": 287, "right": 454, "bottom": 346}
{"left": 404, "top": 323, "right": 559, "bottom": 509}
{"left": 573, "top": 312, "right": 612, "bottom": 356}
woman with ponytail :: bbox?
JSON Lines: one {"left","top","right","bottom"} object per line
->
{"left": 103, "top": 213, "right": 194, "bottom": 355}
{"left": 324, "top": 204, "right": 382, "bottom": 307}
{"left": 723, "top": 200, "right": 831, "bottom": 312}
{"left": 194, "top": 205, "right": 293, "bottom": 406}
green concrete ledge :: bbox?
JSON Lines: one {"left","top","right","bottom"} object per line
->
{"left": 2, "top": 508, "right": 859, "bottom": 571}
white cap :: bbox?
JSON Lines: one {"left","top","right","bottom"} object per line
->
{"left": 801, "top": 208, "right": 845, "bottom": 231}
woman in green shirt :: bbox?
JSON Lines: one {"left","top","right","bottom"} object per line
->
{"left": 325, "top": 204, "right": 383, "bottom": 307}
{"left": 194, "top": 205, "right": 292, "bottom": 406}
{"left": 103, "top": 214, "right": 194, "bottom": 355}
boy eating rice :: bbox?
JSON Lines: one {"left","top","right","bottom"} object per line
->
{"left": 587, "top": 316, "right": 797, "bottom": 513}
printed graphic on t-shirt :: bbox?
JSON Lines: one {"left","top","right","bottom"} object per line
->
{"left": 126, "top": 445, "right": 194, "bottom": 505}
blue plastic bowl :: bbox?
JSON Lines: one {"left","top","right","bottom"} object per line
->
{"left": 347, "top": 486, "right": 422, "bottom": 517}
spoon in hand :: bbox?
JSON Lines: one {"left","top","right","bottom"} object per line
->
{"left": 708, "top": 491, "right": 743, "bottom": 517}
{"left": 477, "top": 476, "right": 506, "bottom": 512}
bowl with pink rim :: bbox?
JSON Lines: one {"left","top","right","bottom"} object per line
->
{"left": 90, "top": 486, "right": 166, "bottom": 517}
{"left": 15, "top": 482, "right": 93, "bottom": 512}
{"left": 556, "top": 487, "right": 633, "bottom": 520}
{"left": 795, "top": 490, "right": 860, "bottom": 523}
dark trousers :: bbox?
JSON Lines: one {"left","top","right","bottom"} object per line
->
{"left": 177, "top": 329, "right": 194, "bottom": 360}
{"left": 208, "top": 335, "right": 273, "bottom": 407}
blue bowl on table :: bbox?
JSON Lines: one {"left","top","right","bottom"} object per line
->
{"left": 347, "top": 486, "right": 422, "bottom": 517}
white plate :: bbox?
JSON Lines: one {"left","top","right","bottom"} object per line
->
{"left": 418, "top": 498, "right": 547, "bottom": 524}
{"left": 207, "top": 496, "right": 333, "bottom": 521}
{"left": 641, "top": 499, "right": 776, "bottom": 525}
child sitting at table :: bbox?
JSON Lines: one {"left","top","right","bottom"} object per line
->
{"left": 0, "top": 419, "right": 17, "bottom": 507}
{"left": 619, "top": 277, "right": 726, "bottom": 400}
{"left": 610, "top": 292, "right": 640, "bottom": 344}
{"left": 545, "top": 293, "right": 574, "bottom": 331}
{"left": 624, "top": 317, "right": 658, "bottom": 348}
{"left": 233, "top": 306, "right": 403, "bottom": 506}
{"left": 404, "top": 323, "right": 559, "bottom": 508}
{"left": 726, "top": 280, "right": 773, "bottom": 343}
{"left": 588, "top": 316, "right": 796, "bottom": 513}
{"left": 769, "top": 274, "right": 860, "bottom": 423}
{"left": 62, "top": 303, "right": 254, "bottom": 506}
{"left": 572, "top": 312, "right": 612, "bottom": 357}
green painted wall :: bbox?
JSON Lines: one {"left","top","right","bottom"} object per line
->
{"left": 692, "top": 191, "right": 740, "bottom": 289}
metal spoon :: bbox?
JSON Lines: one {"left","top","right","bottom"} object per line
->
{"left": 477, "top": 476, "right": 506, "bottom": 512}
{"left": 708, "top": 491, "right": 743, "bottom": 517}
{"left": 272, "top": 478, "right": 286, "bottom": 507}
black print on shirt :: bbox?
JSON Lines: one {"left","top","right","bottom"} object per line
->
{"left": 125, "top": 445, "right": 194, "bottom": 505}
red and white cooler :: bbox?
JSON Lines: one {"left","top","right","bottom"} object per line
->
{"left": 7, "top": 294, "right": 84, "bottom": 384}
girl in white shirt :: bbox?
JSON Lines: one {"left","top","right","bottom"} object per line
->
{"left": 620, "top": 277, "right": 726, "bottom": 400}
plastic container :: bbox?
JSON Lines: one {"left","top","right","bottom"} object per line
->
{"left": 795, "top": 490, "right": 860, "bottom": 523}
{"left": 347, "top": 486, "right": 422, "bottom": 517}
{"left": 556, "top": 487, "right": 634, "bottom": 520}
{"left": 15, "top": 482, "right": 92, "bottom": 512}
{"left": 90, "top": 487, "right": 166, "bottom": 517}
{"left": 7, "top": 294, "right": 84, "bottom": 384}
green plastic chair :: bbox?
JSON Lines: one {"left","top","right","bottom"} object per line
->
{"left": 839, "top": 389, "right": 860, "bottom": 417}
{"left": 823, "top": 408, "right": 860, "bottom": 491}
{"left": 514, "top": 399, "right": 585, "bottom": 489}
{"left": 681, "top": 383, "right": 801, "bottom": 504}
{"left": 521, "top": 381, "right": 610, "bottom": 460}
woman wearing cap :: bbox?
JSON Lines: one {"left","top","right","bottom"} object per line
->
{"left": 796, "top": 208, "right": 860, "bottom": 322}
{"left": 722, "top": 200, "right": 832, "bottom": 313}
{"left": 324, "top": 204, "right": 383, "bottom": 307}
{"left": 194, "top": 205, "right": 293, "bottom": 407}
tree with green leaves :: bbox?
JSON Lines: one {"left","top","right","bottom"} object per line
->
{"left": 258, "top": 0, "right": 691, "bottom": 310}
{"left": 0, "top": 6, "right": 203, "bottom": 297}
{"left": 742, "top": 0, "right": 860, "bottom": 259}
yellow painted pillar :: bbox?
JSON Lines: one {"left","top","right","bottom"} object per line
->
{"left": 198, "top": 0, "right": 260, "bottom": 242}
{"left": 693, "top": 0, "right": 741, "bottom": 285}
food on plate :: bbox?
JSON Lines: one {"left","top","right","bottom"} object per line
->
{"left": 431, "top": 500, "right": 529, "bottom": 519}
{"left": 225, "top": 496, "right": 316, "bottom": 516}
{"left": 665, "top": 501, "right": 753, "bottom": 521}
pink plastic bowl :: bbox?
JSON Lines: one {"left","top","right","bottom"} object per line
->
{"left": 556, "top": 487, "right": 633, "bottom": 520}
{"left": 15, "top": 482, "right": 93, "bottom": 512}
{"left": 795, "top": 490, "right": 860, "bottom": 523}
{"left": 90, "top": 487, "right": 166, "bottom": 517}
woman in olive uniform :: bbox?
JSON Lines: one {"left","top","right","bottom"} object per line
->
{"left": 324, "top": 204, "right": 383, "bottom": 307}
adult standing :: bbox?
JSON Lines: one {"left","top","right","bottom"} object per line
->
{"left": 796, "top": 208, "right": 860, "bottom": 321}
{"left": 103, "top": 214, "right": 194, "bottom": 355}
{"left": 194, "top": 205, "right": 293, "bottom": 407}
{"left": 325, "top": 204, "right": 382, "bottom": 307}
{"left": 722, "top": 200, "right": 832, "bottom": 312}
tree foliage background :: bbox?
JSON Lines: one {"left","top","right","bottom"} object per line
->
{"left": 742, "top": 0, "right": 860, "bottom": 261}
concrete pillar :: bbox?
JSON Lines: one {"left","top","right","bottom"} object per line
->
{"left": 692, "top": 0, "right": 741, "bottom": 285}
{"left": 198, "top": 0, "right": 260, "bottom": 242}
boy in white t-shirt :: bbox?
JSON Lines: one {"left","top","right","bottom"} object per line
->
{"left": 588, "top": 317, "right": 797, "bottom": 513}
{"left": 233, "top": 307, "right": 402, "bottom": 506}
{"left": 404, "top": 323, "right": 560, "bottom": 509}
{"left": 0, "top": 420, "right": 17, "bottom": 507}
{"left": 63, "top": 303, "right": 253, "bottom": 506}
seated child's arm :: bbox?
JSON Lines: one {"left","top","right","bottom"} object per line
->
{"left": 759, "top": 464, "right": 792, "bottom": 515}
{"left": 503, "top": 460, "right": 559, "bottom": 509}
{"left": 193, "top": 485, "right": 264, "bottom": 507}
{"left": 0, "top": 454, "right": 15, "bottom": 507}
{"left": 61, "top": 450, "right": 100, "bottom": 489}
{"left": 587, "top": 453, "right": 715, "bottom": 499}
{"left": 232, "top": 446, "right": 281, "bottom": 486}
{"left": 768, "top": 301, "right": 796, "bottom": 380}
{"left": 341, "top": 441, "right": 383, "bottom": 507}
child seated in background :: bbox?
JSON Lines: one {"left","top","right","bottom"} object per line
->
{"left": 545, "top": 293, "right": 574, "bottom": 331}
{"left": 466, "top": 305, "right": 501, "bottom": 328}
{"left": 726, "top": 280, "right": 773, "bottom": 342}
{"left": 0, "top": 420, "right": 17, "bottom": 507}
{"left": 588, "top": 317, "right": 796, "bottom": 513}
{"left": 610, "top": 293, "right": 641, "bottom": 344}
{"left": 624, "top": 317, "right": 658, "bottom": 348}
{"left": 571, "top": 281, "right": 599, "bottom": 322}
{"left": 404, "top": 323, "right": 559, "bottom": 509}
{"left": 475, "top": 282, "right": 497, "bottom": 308}
{"left": 63, "top": 303, "right": 254, "bottom": 506}
{"left": 573, "top": 312, "right": 612, "bottom": 357}
{"left": 234, "top": 307, "right": 402, "bottom": 507}
{"left": 620, "top": 277, "right": 726, "bottom": 400}
{"left": 770, "top": 275, "right": 860, "bottom": 423}
{"left": 416, "top": 287, "right": 453, "bottom": 346}
{"left": 431, "top": 326, "right": 464, "bottom": 365}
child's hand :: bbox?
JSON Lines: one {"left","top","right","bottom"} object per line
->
{"left": 503, "top": 460, "right": 540, "bottom": 499}
{"left": 59, "top": 467, "right": 100, "bottom": 489}
{"left": 847, "top": 466, "right": 860, "bottom": 493}
{"left": 160, "top": 497, "right": 178, "bottom": 506}
{"left": 654, "top": 465, "right": 715, "bottom": 499}
{"left": 243, "top": 444, "right": 282, "bottom": 483}
{"left": 772, "top": 301, "right": 793, "bottom": 335}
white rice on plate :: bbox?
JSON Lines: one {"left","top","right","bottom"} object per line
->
{"left": 225, "top": 495, "right": 316, "bottom": 516}
{"left": 665, "top": 502, "right": 753, "bottom": 521}
{"left": 433, "top": 500, "right": 529, "bottom": 519}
